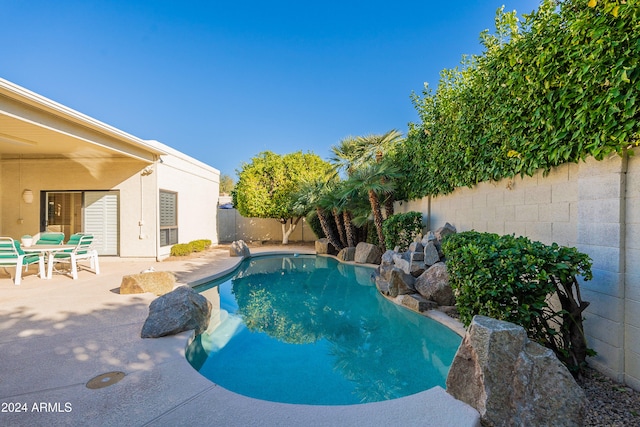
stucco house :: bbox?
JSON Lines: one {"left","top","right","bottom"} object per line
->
{"left": 0, "top": 78, "right": 219, "bottom": 260}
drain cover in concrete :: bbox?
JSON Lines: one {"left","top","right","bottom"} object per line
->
{"left": 86, "top": 371, "right": 126, "bottom": 389}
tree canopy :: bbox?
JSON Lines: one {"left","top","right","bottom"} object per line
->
{"left": 219, "top": 174, "right": 235, "bottom": 195}
{"left": 232, "top": 151, "right": 332, "bottom": 243}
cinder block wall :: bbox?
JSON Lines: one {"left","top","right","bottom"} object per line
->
{"left": 576, "top": 155, "right": 626, "bottom": 383}
{"left": 396, "top": 150, "right": 638, "bottom": 389}
{"left": 626, "top": 153, "right": 640, "bottom": 390}
{"left": 408, "top": 161, "right": 579, "bottom": 247}
{"left": 217, "top": 208, "right": 317, "bottom": 243}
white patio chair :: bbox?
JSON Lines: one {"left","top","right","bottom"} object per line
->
{"left": 49, "top": 234, "right": 100, "bottom": 280}
{"left": 0, "top": 237, "right": 43, "bottom": 285}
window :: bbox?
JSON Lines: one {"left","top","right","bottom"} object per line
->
{"left": 159, "top": 190, "right": 178, "bottom": 246}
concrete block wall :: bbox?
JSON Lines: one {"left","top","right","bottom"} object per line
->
{"left": 401, "top": 161, "right": 579, "bottom": 248}
{"left": 217, "top": 208, "right": 316, "bottom": 243}
{"left": 396, "top": 150, "right": 638, "bottom": 389}
{"left": 626, "top": 153, "right": 640, "bottom": 390}
{"left": 576, "top": 155, "right": 627, "bottom": 382}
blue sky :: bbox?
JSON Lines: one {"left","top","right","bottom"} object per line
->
{"left": 2, "top": 0, "right": 540, "bottom": 178}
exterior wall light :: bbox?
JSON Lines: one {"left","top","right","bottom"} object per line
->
{"left": 22, "top": 189, "right": 34, "bottom": 204}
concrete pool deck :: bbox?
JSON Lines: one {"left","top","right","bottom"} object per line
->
{"left": 0, "top": 245, "right": 480, "bottom": 427}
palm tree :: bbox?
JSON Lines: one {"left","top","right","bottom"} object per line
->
{"left": 354, "top": 130, "right": 404, "bottom": 218}
{"left": 340, "top": 162, "right": 401, "bottom": 251}
{"left": 319, "top": 186, "right": 348, "bottom": 249}
{"left": 343, "top": 189, "right": 376, "bottom": 245}
{"left": 354, "top": 129, "right": 404, "bottom": 166}
{"left": 333, "top": 180, "right": 359, "bottom": 248}
{"left": 294, "top": 180, "right": 344, "bottom": 251}
{"left": 329, "top": 130, "right": 405, "bottom": 250}
{"left": 329, "top": 136, "right": 365, "bottom": 178}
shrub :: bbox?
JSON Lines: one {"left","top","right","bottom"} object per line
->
{"left": 442, "top": 231, "right": 594, "bottom": 375}
{"left": 170, "top": 243, "right": 192, "bottom": 257}
{"left": 189, "top": 239, "right": 211, "bottom": 252}
{"left": 382, "top": 211, "right": 423, "bottom": 251}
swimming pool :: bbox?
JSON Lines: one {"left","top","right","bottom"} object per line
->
{"left": 186, "top": 254, "right": 462, "bottom": 405}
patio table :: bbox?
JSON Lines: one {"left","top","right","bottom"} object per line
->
{"left": 21, "top": 245, "right": 75, "bottom": 279}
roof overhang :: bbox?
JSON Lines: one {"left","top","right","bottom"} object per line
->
{"left": 0, "top": 78, "right": 167, "bottom": 163}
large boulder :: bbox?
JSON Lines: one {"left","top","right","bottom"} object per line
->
{"left": 423, "top": 241, "right": 441, "bottom": 267}
{"left": 446, "top": 315, "right": 586, "bottom": 427}
{"left": 120, "top": 271, "right": 176, "bottom": 296}
{"left": 414, "top": 262, "right": 454, "bottom": 306}
{"left": 230, "top": 240, "right": 251, "bottom": 257}
{"left": 141, "top": 286, "right": 212, "bottom": 338}
{"left": 399, "top": 294, "right": 437, "bottom": 313}
{"left": 336, "top": 246, "right": 356, "bottom": 262}
{"left": 380, "top": 250, "right": 396, "bottom": 266}
{"left": 315, "top": 238, "right": 338, "bottom": 255}
{"left": 354, "top": 242, "right": 382, "bottom": 264}
{"left": 408, "top": 241, "right": 424, "bottom": 253}
{"left": 373, "top": 271, "right": 391, "bottom": 295}
{"left": 434, "top": 222, "right": 457, "bottom": 242}
{"left": 393, "top": 251, "right": 425, "bottom": 277}
{"left": 387, "top": 268, "right": 416, "bottom": 297}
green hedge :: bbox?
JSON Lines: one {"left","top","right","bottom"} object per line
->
{"left": 189, "top": 239, "right": 211, "bottom": 252}
{"left": 442, "top": 231, "right": 594, "bottom": 374}
{"left": 170, "top": 243, "right": 192, "bottom": 257}
{"left": 382, "top": 211, "right": 423, "bottom": 251}
{"left": 396, "top": 0, "right": 639, "bottom": 200}
{"left": 170, "top": 239, "right": 212, "bottom": 256}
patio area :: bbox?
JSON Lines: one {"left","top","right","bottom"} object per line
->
{"left": 0, "top": 245, "right": 479, "bottom": 426}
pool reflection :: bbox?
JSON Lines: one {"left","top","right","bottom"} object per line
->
{"left": 187, "top": 255, "right": 461, "bottom": 405}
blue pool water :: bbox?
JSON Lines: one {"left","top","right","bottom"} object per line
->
{"left": 186, "top": 254, "right": 462, "bottom": 405}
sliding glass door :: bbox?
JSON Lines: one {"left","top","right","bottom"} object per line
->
{"left": 44, "top": 191, "right": 119, "bottom": 255}
{"left": 46, "top": 192, "right": 82, "bottom": 238}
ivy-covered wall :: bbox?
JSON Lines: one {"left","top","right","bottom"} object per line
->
{"left": 395, "top": 0, "right": 639, "bottom": 201}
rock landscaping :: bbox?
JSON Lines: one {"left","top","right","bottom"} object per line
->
{"left": 447, "top": 315, "right": 586, "bottom": 427}
{"left": 141, "top": 285, "right": 212, "bottom": 338}
{"left": 370, "top": 223, "right": 458, "bottom": 316}
{"left": 354, "top": 241, "right": 382, "bottom": 264}
{"left": 229, "top": 240, "right": 251, "bottom": 257}
{"left": 119, "top": 271, "right": 176, "bottom": 296}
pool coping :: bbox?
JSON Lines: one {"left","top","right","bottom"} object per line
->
{"left": 0, "top": 245, "right": 480, "bottom": 426}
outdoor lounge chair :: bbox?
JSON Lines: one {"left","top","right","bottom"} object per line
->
{"left": 49, "top": 233, "right": 100, "bottom": 280}
{"left": 0, "top": 237, "right": 43, "bottom": 285}
{"left": 35, "top": 232, "right": 65, "bottom": 245}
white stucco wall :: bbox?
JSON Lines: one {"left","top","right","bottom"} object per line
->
{"left": 0, "top": 157, "right": 155, "bottom": 257}
{"left": 155, "top": 145, "right": 220, "bottom": 259}
{"left": 396, "top": 150, "right": 638, "bottom": 389}
{"left": 0, "top": 153, "right": 221, "bottom": 261}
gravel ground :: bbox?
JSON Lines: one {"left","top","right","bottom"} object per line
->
{"left": 580, "top": 367, "right": 640, "bottom": 426}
